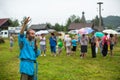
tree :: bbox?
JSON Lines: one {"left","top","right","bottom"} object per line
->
{"left": 91, "top": 15, "right": 99, "bottom": 26}
{"left": 65, "top": 18, "right": 72, "bottom": 31}
{"left": 74, "top": 17, "right": 81, "bottom": 23}
{"left": 21, "top": 16, "right": 31, "bottom": 30}
{"left": 54, "top": 23, "right": 59, "bottom": 31}
{"left": 8, "top": 18, "right": 19, "bottom": 27}
{"left": 92, "top": 15, "right": 104, "bottom": 27}
{"left": 65, "top": 15, "right": 81, "bottom": 31}
{"left": 13, "top": 19, "right": 19, "bottom": 27}
{"left": 69, "top": 15, "right": 76, "bottom": 22}
{"left": 46, "top": 23, "right": 52, "bottom": 29}
{"left": 68, "top": 15, "right": 81, "bottom": 23}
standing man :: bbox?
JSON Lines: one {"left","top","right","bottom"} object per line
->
{"left": 90, "top": 32, "right": 96, "bottom": 58}
{"left": 18, "top": 17, "right": 40, "bottom": 80}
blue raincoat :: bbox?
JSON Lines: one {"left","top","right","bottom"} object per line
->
{"left": 18, "top": 34, "right": 40, "bottom": 77}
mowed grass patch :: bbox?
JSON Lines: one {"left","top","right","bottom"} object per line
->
{"left": 0, "top": 37, "right": 120, "bottom": 80}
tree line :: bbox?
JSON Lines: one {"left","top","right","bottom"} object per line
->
{"left": 8, "top": 15, "right": 104, "bottom": 32}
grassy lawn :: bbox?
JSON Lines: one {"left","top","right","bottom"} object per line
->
{"left": 0, "top": 37, "right": 120, "bottom": 80}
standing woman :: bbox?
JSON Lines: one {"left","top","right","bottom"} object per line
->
{"left": 102, "top": 33, "right": 109, "bottom": 57}
{"left": 39, "top": 34, "right": 46, "bottom": 56}
{"left": 64, "top": 35, "right": 72, "bottom": 56}
{"left": 80, "top": 34, "right": 89, "bottom": 58}
{"left": 71, "top": 36, "right": 77, "bottom": 55}
{"left": 109, "top": 34, "right": 115, "bottom": 56}
{"left": 57, "top": 38, "right": 63, "bottom": 55}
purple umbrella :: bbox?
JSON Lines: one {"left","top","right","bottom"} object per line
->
{"left": 78, "top": 27, "right": 94, "bottom": 34}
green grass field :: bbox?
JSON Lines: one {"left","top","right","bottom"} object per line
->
{"left": 0, "top": 37, "right": 120, "bottom": 80}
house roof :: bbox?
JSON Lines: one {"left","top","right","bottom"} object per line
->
{"left": 0, "top": 18, "right": 9, "bottom": 26}
{"left": 69, "top": 23, "right": 93, "bottom": 30}
{"left": 29, "top": 24, "right": 47, "bottom": 30}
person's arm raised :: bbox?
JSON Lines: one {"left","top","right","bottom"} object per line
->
{"left": 20, "top": 17, "right": 31, "bottom": 34}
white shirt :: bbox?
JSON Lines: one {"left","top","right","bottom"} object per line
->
{"left": 39, "top": 36, "right": 46, "bottom": 45}
{"left": 64, "top": 37, "right": 71, "bottom": 46}
{"left": 10, "top": 36, "right": 14, "bottom": 43}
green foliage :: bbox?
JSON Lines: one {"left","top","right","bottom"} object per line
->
{"left": 65, "top": 18, "right": 72, "bottom": 31}
{"left": 103, "top": 16, "right": 120, "bottom": 28}
{"left": 8, "top": 19, "right": 19, "bottom": 27}
{"left": 0, "top": 37, "right": 120, "bottom": 80}
{"left": 52, "top": 23, "right": 65, "bottom": 31}
{"left": 46, "top": 23, "right": 52, "bottom": 29}
{"left": 65, "top": 15, "right": 81, "bottom": 31}
{"left": 91, "top": 15, "right": 104, "bottom": 26}
{"left": 21, "top": 16, "right": 30, "bottom": 30}
{"left": 54, "top": 23, "right": 61, "bottom": 31}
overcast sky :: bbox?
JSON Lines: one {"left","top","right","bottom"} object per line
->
{"left": 0, "top": 0, "right": 120, "bottom": 25}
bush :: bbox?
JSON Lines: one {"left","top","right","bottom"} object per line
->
{"left": 0, "top": 37, "right": 5, "bottom": 44}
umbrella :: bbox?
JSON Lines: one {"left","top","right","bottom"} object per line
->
{"left": 103, "top": 29, "right": 118, "bottom": 34}
{"left": 35, "top": 30, "right": 49, "bottom": 35}
{"left": 95, "top": 32, "right": 104, "bottom": 38}
{"left": 47, "top": 29, "right": 56, "bottom": 33}
{"left": 68, "top": 30, "right": 78, "bottom": 34}
{"left": 78, "top": 27, "right": 94, "bottom": 34}
{"left": 58, "top": 32, "right": 65, "bottom": 40}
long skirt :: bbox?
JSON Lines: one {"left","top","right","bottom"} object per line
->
{"left": 102, "top": 43, "right": 108, "bottom": 57}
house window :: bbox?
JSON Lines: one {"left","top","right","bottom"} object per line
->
{"left": 5, "top": 32, "right": 7, "bottom": 34}
{"left": 1, "top": 32, "right": 3, "bottom": 35}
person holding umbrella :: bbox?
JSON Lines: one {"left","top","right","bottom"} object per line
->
{"left": 102, "top": 33, "right": 109, "bottom": 57}
{"left": 90, "top": 31, "right": 96, "bottom": 58}
{"left": 94, "top": 32, "right": 104, "bottom": 54}
{"left": 80, "top": 34, "right": 89, "bottom": 58}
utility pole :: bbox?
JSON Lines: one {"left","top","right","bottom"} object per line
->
{"left": 97, "top": 2, "right": 103, "bottom": 31}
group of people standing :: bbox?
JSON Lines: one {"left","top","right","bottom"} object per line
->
{"left": 17, "top": 17, "right": 118, "bottom": 80}
{"left": 39, "top": 31, "right": 118, "bottom": 59}
{"left": 91, "top": 32, "right": 117, "bottom": 58}
{"left": 39, "top": 33, "right": 78, "bottom": 57}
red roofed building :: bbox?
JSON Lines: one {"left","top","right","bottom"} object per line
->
{"left": 0, "top": 18, "right": 10, "bottom": 30}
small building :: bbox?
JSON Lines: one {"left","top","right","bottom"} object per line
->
{"left": 68, "top": 12, "right": 104, "bottom": 31}
{"left": 0, "top": 18, "right": 10, "bottom": 30}
{"left": 69, "top": 23, "right": 93, "bottom": 30}
{"left": 68, "top": 12, "right": 94, "bottom": 30}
